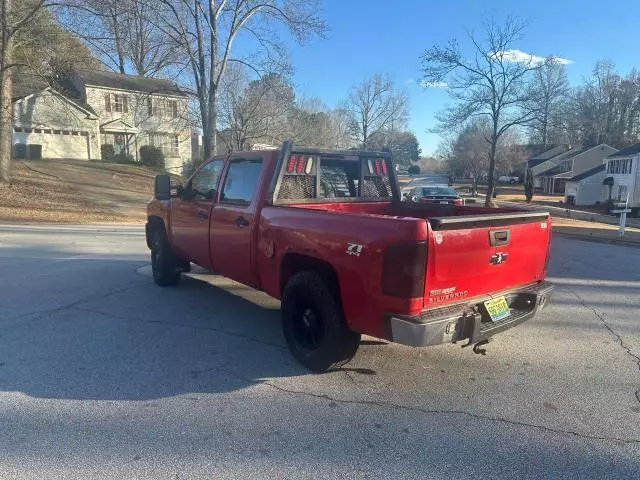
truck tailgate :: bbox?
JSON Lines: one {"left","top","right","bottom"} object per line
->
{"left": 425, "top": 212, "right": 550, "bottom": 307}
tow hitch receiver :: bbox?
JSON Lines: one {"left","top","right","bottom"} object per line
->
{"left": 472, "top": 339, "right": 490, "bottom": 355}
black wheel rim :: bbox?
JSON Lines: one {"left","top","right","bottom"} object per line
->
{"left": 292, "top": 301, "right": 324, "bottom": 350}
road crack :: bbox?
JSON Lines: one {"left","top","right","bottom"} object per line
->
{"left": 0, "top": 283, "right": 146, "bottom": 335}
{"left": 215, "top": 366, "right": 640, "bottom": 445}
{"left": 73, "top": 306, "right": 287, "bottom": 350}
{"left": 568, "top": 288, "right": 640, "bottom": 405}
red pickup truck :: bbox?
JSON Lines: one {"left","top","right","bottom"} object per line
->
{"left": 147, "top": 142, "right": 553, "bottom": 372}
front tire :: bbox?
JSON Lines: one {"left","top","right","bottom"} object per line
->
{"left": 281, "top": 271, "right": 360, "bottom": 372}
{"left": 151, "top": 229, "right": 181, "bottom": 287}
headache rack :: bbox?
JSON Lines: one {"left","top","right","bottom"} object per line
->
{"left": 267, "top": 140, "right": 401, "bottom": 205}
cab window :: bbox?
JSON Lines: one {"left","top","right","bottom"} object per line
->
{"left": 190, "top": 159, "right": 224, "bottom": 199}
{"left": 220, "top": 159, "right": 263, "bottom": 205}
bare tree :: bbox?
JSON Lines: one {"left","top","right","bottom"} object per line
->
{"left": 526, "top": 59, "right": 568, "bottom": 146}
{"left": 421, "top": 16, "right": 545, "bottom": 206}
{"left": 368, "top": 129, "right": 421, "bottom": 165}
{"left": 446, "top": 122, "right": 489, "bottom": 197}
{"left": 289, "top": 98, "right": 356, "bottom": 149}
{"left": 219, "top": 66, "right": 294, "bottom": 150}
{"left": 344, "top": 74, "right": 408, "bottom": 148}
{"left": 60, "top": 0, "right": 179, "bottom": 77}
{"left": 1, "top": 0, "right": 61, "bottom": 183}
{"left": 570, "top": 61, "right": 640, "bottom": 148}
{"left": 154, "top": 0, "right": 326, "bottom": 160}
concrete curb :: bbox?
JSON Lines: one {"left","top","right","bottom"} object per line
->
{"left": 498, "top": 200, "right": 640, "bottom": 228}
{"left": 0, "top": 223, "right": 145, "bottom": 233}
{"left": 553, "top": 231, "right": 640, "bottom": 249}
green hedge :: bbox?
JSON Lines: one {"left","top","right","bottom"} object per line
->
{"left": 139, "top": 145, "right": 165, "bottom": 167}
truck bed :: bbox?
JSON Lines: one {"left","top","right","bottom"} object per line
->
{"left": 263, "top": 200, "right": 550, "bottom": 325}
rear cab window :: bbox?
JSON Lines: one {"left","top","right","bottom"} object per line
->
{"left": 275, "top": 151, "right": 395, "bottom": 203}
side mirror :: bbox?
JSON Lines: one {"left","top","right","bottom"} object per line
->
{"left": 154, "top": 174, "right": 171, "bottom": 200}
{"left": 412, "top": 196, "right": 420, "bottom": 202}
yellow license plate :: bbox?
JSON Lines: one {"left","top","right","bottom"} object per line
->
{"left": 484, "top": 297, "right": 510, "bottom": 322}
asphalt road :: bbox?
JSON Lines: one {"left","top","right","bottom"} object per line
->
{"left": 0, "top": 224, "right": 639, "bottom": 479}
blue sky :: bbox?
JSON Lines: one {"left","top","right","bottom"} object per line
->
{"left": 284, "top": 0, "right": 640, "bottom": 155}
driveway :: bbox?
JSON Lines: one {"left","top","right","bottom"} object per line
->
{"left": 0, "top": 224, "right": 638, "bottom": 479}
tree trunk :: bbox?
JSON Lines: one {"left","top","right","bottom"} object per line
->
{"left": 485, "top": 135, "right": 498, "bottom": 207}
{"left": 202, "top": 113, "right": 213, "bottom": 160}
{"left": 0, "top": 13, "right": 13, "bottom": 185}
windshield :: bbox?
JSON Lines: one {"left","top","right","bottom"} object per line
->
{"left": 420, "top": 186, "right": 457, "bottom": 196}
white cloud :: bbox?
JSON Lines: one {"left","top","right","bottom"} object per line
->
{"left": 420, "top": 80, "right": 448, "bottom": 88}
{"left": 493, "top": 49, "right": 572, "bottom": 66}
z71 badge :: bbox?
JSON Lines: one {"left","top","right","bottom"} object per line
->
{"left": 346, "top": 243, "right": 364, "bottom": 257}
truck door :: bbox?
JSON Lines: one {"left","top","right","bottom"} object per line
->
{"left": 170, "top": 158, "right": 224, "bottom": 268}
{"left": 210, "top": 157, "right": 264, "bottom": 287}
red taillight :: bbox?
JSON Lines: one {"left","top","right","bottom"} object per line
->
{"left": 374, "top": 159, "right": 382, "bottom": 175}
{"left": 381, "top": 160, "right": 388, "bottom": 175}
{"left": 544, "top": 228, "right": 551, "bottom": 272}
{"left": 296, "top": 155, "right": 305, "bottom": 173}
{"left": 286, "top": 155, "right": 296, "bottom": 173}
{"left": 382, "top": 242, "right": 427, "bottom": 298}
{"left": 455, "top": 198, "right": 463, "bottom": 206}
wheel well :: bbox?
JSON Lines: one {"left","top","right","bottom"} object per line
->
{"left": 280, "top": 253, "right": 340, "bottom": 299}
{"left": 146, "top": 216, "right": 166, "bottom": 249}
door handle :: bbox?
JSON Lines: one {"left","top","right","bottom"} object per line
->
{"left": 234, "top": 216, "right": 250, "bottom": 227}
{"left": 197, "top": 210, "right": 209, "bottom": 220}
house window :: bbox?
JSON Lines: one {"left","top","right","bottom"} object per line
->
{"left": 34, "top": 128, "right": 42, "bottom": 133}
{"left": 43, "top": 129, "right": 51, "bottom": 134}
{"left": 150, "top": 133, "right": 180, "bottom": 157}
{"left": 114, "top": 94, "right": 128, "bottom": 113}
{"left": 149, "top": 98, "right": 178, "bottom": 118}
{"left": 617, "top": 185, "right": 628, "bottom": 202}
{"left": 13, "top": 127, "right": 22, "bottom": 132}
{"left": 24, "top": 128, "right": 32, "bottom": 133}
{"left": 609, "top": 159, "right": 633, "bottom": 175}
{"left": 105, "top": 93, "right": 128, "bottom": 113}
{"left": 62, "top": 130, "right": 70, "bottom": 135}
{"left": 52, "top": 130, "right": 61, "bottom": 135}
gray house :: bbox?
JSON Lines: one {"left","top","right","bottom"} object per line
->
{"left": 12, "top": 70, "right": 192, "bottom": 171}
{"left": 527, "top": 144, "right": 617, "bottom": 194}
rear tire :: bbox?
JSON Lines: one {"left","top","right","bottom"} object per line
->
{"left": 151, "top": 229, "right": 182, "bottom": 287}
{"left": 282, "top": 271, "right": 360, "bottom": 372}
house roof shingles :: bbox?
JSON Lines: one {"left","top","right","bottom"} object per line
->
{"left": 607, "top": 143, "right": 640, "bottom": 158}
{"left": 77, "top": 70, "right": 187, "bottom": 96}
{"left": 530, "top": 145, "right": 564, "bottom": 161}
{"left": 568, "top": 164, "right": 606, "bottom": 182}
{"left": 528, "top": 158, "right": 549, "bottom": 168}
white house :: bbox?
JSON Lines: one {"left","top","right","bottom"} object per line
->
{"left": 564, "top": 164, "right": 607, "bottom": 206}
{"left": 12, "top": 70, "right": 192, "bottom": 171}
{"left": 601, "top": 144, "right": 640, "bottom": 212}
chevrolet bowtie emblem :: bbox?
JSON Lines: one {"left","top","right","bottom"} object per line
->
{"left": 490, "top": 252, "right": 508, "bottom": 264}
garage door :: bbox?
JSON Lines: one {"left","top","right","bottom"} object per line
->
{"left": 16, "top": 129, "right": 90, "bottom": 160}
